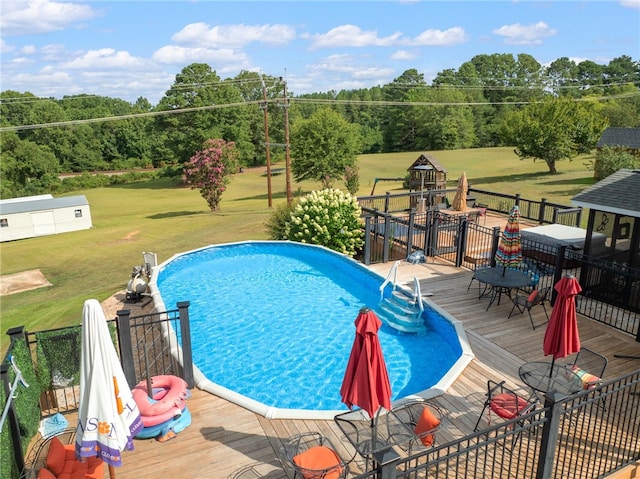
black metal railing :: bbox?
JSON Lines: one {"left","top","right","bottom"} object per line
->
{"left": 358, "top": 189, "right": 581, "bottom": 227}
{"left": 350, "top": 370, "right": 639, "bottom": 479}
{"left": 3, "top": 302, "right": 193, "bottom": 478}
{"left": 116, "top": 302, "right": 194, "bottom": 390}
{"left": 360, "top": 203, "right": 640, "bottom": 341}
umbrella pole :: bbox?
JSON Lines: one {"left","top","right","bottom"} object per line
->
{"left": 549, "top": 356, "right": 556, "bottom": 378}
{"left": 143, "top": 346, "right": 153, "bottom": 399}
{"left": 109, "top": 463, "right": 116, "bottom": 479}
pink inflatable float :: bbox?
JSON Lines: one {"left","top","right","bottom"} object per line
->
{"left": 132, "top": 375, "right": 189, "bottom": 427}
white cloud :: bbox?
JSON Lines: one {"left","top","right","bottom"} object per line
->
{"left": 493, "top": 21, "right": 557, "bottom": 46}
{"left": 306, "top": 25, "right": 402, "bottom": 49}
{"left": 152, "top": 45, "right": 249, "bottom": 67}
{"left": 1, "top": 39, "right": 15, "bottom": 53}
{"left": 1, "top": 0, "right": 100, "bottom": 35}
{"left": 391, "top": 50, "right": 418, "bottom": 61}
{"left": 9, "top": 57, "right": 34, "bottom": 65}
{"left": 620, "top": 0, "right": 640, "bottom": 8}
{"left": 172, "top": 22, "right": 296, "bottom": 48}
{"left": 61, "top": 48, "right": 153, "bottom": 70}
{"left": 21, "top": 45, "right": 36, "bottom": 55}
{"left": 40, "top": 44, "right": 67, "bottom": 61}
{"left": 352, "top": 67, "right": 395, "bottom": 80}
{"left": 408, "top": 27, "right": 468, "bottom": 46}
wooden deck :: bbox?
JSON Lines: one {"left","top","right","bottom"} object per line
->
{"left": 52, "top": 259, "right": 640, "bottom": 479}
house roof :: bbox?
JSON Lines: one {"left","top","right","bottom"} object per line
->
{"left": 596, "top": 127, "right": 640, "bottom": 149}
{"left": 408, "top": 153, "right": 447, "bottom": 172}
{"left": 0, "top": 195, "right": 89, "bottom": 215}
{"left": 571, "top": 169, "right": 640, "bottom": 218}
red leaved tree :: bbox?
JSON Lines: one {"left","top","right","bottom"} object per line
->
{"left": 182, "top": 139, "right": 239, "bottom": 211}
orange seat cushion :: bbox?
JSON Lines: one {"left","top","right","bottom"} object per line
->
{"left": 44, "top": 438, "right": 105, "bottom": 479}
{"left": 527, "top": 290, "right": 538, "bottom": 303}
{"left": 293, "top": 445, "right": 343, "bottom": 479}
{"left": 572, "top": 366, "right": 601, "bottom": 389}
{"left": 45, "top": 437, "right": 66, "bottom": 476}
{"left": 414, "top": 406, "right": 441, "bottom": 446}
{"left": 490, "top": 393, "right": 530, "bottom": 420}
{"left": 37, "top": 468, "right": 57, "bottom": 479}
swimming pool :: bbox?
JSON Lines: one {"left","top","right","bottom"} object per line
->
{"left": 150, "top": 241, "right": 473, "bottom": 420}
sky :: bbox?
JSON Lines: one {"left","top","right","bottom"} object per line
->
{"left": 1, "top": 0, "right": 639, "bottom": 105}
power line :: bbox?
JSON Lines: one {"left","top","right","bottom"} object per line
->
{"left": 1, "top": 90, "right": 638, "bottom": 133}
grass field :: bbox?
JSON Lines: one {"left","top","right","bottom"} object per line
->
{"left": 0, "top": 147, "right": 596, "bottom": 352}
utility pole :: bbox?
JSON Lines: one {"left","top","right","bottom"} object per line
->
{"left": 282, "top": 77, "right": 293, "bottom": 205}
{"left": 260, "top": 74, "right": 273, "bottom": 208}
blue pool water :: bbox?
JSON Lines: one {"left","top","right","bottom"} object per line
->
{"left": 155, "top": 241, "right": 463, "bottom": 413}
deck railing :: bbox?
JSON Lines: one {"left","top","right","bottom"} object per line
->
{"left": 4, "top": 317, "right": 640, "bottom": 479}
{"left": 1, "top": 301, "right": 193, "bottom": 479}
{"left": 358, "top": 189, "right": 581, "bottom": 226}
{"left": 360, "top": 202, "right": 640, "bottom": 340}
{"left": 351, "top": 370, "right": 640, "bottom": 479}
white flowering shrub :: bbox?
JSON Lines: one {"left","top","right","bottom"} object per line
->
{"left": 284, "top": 188, "right": 364, "bottom": 257}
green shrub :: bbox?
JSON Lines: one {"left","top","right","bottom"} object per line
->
{"left": 1, "top": 338, "right": 42, "bottom": 479}
{"left": 592, "top": 146, "right": 640, "bottom": 181}
{"left": 265, "top": 201, "right": 297, "bottom": 240}
{"left": 284, "top": 188, "right": 364, "bottom": 256}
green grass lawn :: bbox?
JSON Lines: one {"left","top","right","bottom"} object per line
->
{"left": 0, "top": 147, "right": 596, "bottom": 352}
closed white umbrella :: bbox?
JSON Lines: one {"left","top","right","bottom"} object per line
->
{"left": 75, "top": 299, "right": 143, "bottom": 478}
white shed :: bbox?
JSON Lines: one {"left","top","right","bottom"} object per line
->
{"left": 0, "top": 195, "right": 92, "bottom": 242}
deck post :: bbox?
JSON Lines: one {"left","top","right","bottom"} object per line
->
{"left": 455, "top": 217, "right": 468, "bottom": 267}
{"left": 383, "top": 215, "right": 391, "bottom": 263}
{"left": 177, "top": 301, "right": 194, "bottom": 389}
{"left": 364, "top": 216, "right": 372, "bottom": 265}
{"left": 538, "top": 198, "right": 548, "bottom": 224}
{"left": 406, "top": 210, "right": 415, "bottom": 256}
{"left": 115, "top": 309, "right": 137, "bottom": 388}
{"left": 535, "top": 391, "right": 565, "bottom": 479}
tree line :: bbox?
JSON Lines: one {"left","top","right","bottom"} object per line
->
{"left": 1, "top": 53, "right": 639, "bottom": 198}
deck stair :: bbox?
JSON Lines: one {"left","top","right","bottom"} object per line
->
{"left": 377, "top": 260, "right": 428, "bottom": 335}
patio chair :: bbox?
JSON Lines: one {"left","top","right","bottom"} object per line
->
{"left": 467, "top": 265, "right": 491, "bottom": 299}
{"left": 281, "top": 432, "right": 349, "bottom": 479}
{"left": 508, "top": 286, "right": 550, "bottom": 329}
{"left": 390, "top": 399, "right": 443, "bottom": 456}
{"left": 473, "top": 380, "right": 537, "bottom": 445}
{"left": 473, "top": 203, "right": 488, "bottom": 225}
{"left": 569, "top": 347, "right": 608, "bottom": 390}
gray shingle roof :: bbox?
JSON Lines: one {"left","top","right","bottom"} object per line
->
{"left": 571, "top": 169, "right": 640, "bottom": 217}
{"left": 0, "top": 195, "right": 89, "bottom": 215}
{"left": 596, "top": 127, "right": 640, "bottom": 149}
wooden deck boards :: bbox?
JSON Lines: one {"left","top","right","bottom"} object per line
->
{"left": 47, "top": 260, "right": 639, "bottom": 479}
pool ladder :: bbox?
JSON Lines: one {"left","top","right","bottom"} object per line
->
{"left": 378, "top": 261, "right": 428, "bottom": 335}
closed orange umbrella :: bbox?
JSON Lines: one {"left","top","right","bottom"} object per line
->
{"left": 340, "top": 307, "right": 392, "bottom": 421}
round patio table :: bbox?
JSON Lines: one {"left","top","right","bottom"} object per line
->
{"left": 474, "top": 267, "right": 535, "bottom": 310}
{"left": 519, "top": 361, "right": 584, "bottom": 395}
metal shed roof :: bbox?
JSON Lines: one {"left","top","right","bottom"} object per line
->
{"left": 0, "top": 195, "right": 90, "bottom": 215}
{"left": 571, "top": 169, "right": 640, "bottom": 218}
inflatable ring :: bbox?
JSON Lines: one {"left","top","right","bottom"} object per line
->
{"left": 133, "top": 375, "right": 189, "bottom": 420}
{"left": 136, "top": 407, "right": 192, "bottom": 440}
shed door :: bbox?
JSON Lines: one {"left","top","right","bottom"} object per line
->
{"left": 31, "top": 211, "right": 56, "bottom": 236}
